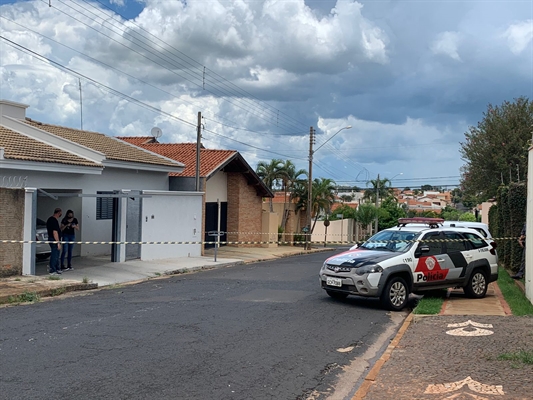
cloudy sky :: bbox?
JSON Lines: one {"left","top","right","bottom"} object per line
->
{"left": 1, "top": 0, "right": 532, "bottom": 189}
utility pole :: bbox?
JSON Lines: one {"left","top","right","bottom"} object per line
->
{"left": 195, "top": 112, "right": 202, "bottom": 192}
{"left": 79, "top": 78, "right": 83, "bottom": 130}
{"left": 306, "top": 127, "right": 314, "bottom": 250}
{"left": 374, "top": 174, "right": 379, "bottom": 234}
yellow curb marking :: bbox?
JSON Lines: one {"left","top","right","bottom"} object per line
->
{"left": 446, "top": 320, "right": 494, "bottom": 337}
{"left": 425, "top": 376, "right": 504, "bottom": 396}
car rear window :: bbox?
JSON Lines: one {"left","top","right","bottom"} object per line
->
{"left": 463, "top": 232, "right": 488, "bottom": 249}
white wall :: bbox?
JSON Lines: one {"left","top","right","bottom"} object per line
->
{"left": 311, "top": 219, "right": 355, "bottom": 244}
{"left": 526, "top": 147, "right": 533, "bottom": 302}
{"left": 7, "top": 166, "right": 170, "bottom": 257}
{"left": 205, "top": 171, "right": 227, "bottom": 202}
{"left": 141, "top": 191, "right": 203, "bottom": 260}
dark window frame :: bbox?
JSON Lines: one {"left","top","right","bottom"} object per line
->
{"left": 96, "top": 191, "right": 114, "bottom": 220}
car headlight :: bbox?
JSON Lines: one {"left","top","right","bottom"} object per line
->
{"left": 355, "top": 264, "right": 383, "bottom": 275}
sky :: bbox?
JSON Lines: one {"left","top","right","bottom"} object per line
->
{"left": 0, "top": 0, "right": 532, "bottom": 190}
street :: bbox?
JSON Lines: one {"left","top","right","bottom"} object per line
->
{"left": 0, "top": 250, "right": 405, "bottom": 400}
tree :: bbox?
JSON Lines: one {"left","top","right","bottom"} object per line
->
{"left": 339, "top": 194, "right": 353, "bottom": 203}
{"left": 378, "top": 197, "right": 407, "bottom": 230}
{"left": 441, "top": 205, "right": 461, "bottom": 221}
{"left": 330, "top": 204, "right": 356, "bottom": 220}
{"left": 256, "top": 159, "right": 284, "bottom": 212}
{"left": 460, "top": 97, "right": 533, "bottom": 202}
{"left": 310, "top": 178, "right": 336, "bottom": 233}
{"left": 421, "top": 184, "right": 434, "bottom": 191}
{"left": 278, "top": 160, "right": 307, "bottom": 229}
{"left": 355, "top": 203, "right": 378, "bottom": 236}
{"left": 363, "top": 177, "right": 393, "bottom": 203}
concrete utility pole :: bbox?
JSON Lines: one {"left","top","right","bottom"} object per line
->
{"left": 374, "top": 173, "right": 380, "bottom": 234}
{"left": 195, "top": 112, "right": 202, "bottom": 192}
{"left": 306, "top": 126, "right": 315, "bottom": 250}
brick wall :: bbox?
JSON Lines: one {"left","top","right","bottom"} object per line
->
{"left": 0, "top": 188, "right": 24, "bottom": 276}
{"left": 226, "top": 173, "right": 262, "bottom": 247}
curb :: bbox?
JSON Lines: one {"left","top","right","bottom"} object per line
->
{"left": 351, "top": 313, "right": 414, "bottom": 400}
{"left": 0, "top": 281, "right": 98, "bottom": 305}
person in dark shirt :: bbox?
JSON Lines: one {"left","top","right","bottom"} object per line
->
{"left": 513, "top": 223, "right": 526, "bottom": 279}
{"left": 60, "top": 209, "right": 79, "bottom": 271}
{"left": 46, "top": 208, "right": 62, "bottom": 275}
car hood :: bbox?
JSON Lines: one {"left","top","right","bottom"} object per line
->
{"left": 325, "top": 249, "right": 399, "bottom": 268}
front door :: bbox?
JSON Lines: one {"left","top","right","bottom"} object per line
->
{"left": 413, "top": 232, "right": 450, "bottom": 287}
{"left": 204, "top": 202, "right": 227, "bottom": 248}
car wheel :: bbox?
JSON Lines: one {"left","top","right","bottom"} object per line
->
{"left": 36, "top": 254, "right": 50, "bottom": 261}
{"left": 381, "top": 276, "right": 409, "bottom": 311}
{"left": 463, "top": 269, "right": 488, "bottom": 298}
{"left": 326, "top": 290, "right": 349, "bottom": 300}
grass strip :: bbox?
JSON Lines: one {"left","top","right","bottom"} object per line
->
{"left": 497, "top": 266, "right": 533, "bottom": 316}
{"left": 412, "top": 290, "right": 446, "bottom": 314}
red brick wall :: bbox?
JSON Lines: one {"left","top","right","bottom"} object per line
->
{"left": 226, "top": 173, "right": 262, "bottom": 247}
{"left": 0, "top": 188, "right": 24, "bottom": 276}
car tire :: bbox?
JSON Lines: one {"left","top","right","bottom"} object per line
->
{"left": 326, "top": 290, "right": 349, "bottom": 300}
{"left": 36, "top": 254, "right": 50, "bottom": 261}
{"left": 381, "top": 276, "right": 409, "bottom": 311}
{"left": 463, "top": 269, "right": 488, "bottom": 298}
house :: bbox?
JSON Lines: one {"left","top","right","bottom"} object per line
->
{"left": 0, "top": 99, "right": 202, "bottom": 276}
{"left": 117, "top": 137, "right": 274, "bottom": 248}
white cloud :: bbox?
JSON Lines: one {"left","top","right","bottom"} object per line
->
{"left": 503, "top": 20, "right": 533, "bottom": 54}
{"left": 0, "top": 0, "right": 531, "bottom": 188}
{"left": 431, "top": 31, "right": 462, "bottom": 61}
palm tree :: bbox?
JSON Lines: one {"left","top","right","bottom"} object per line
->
{"left": 363, "top": 177, "right": 393, "bottom": 203}
{"left": 256, "top": 159, "right": 284, "bottom": 212}
{"left": 279, "top": 160, "right": 307, "bottom": 230}
{"left": 355, "top": 203, "right": 378, "bottom": 238}
{"left": 310, "top": 177, "right": 336, "bottom": 233}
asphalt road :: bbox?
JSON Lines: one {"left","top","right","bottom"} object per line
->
{"left": 0, "top": 250, "right": 405, "bottom": 400}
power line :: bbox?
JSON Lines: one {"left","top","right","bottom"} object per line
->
{"left": 48, "top": 0, "right": 308, "bottom": 133}
{"left": 1, "top": 37, "right": 196, "bottom": 128}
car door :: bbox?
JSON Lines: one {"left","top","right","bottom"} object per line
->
{"left": 443, "top": 231, "right": 470, "bottom": 283}
{"left": 413, "top": 231, "right": 450, "bottom": 288}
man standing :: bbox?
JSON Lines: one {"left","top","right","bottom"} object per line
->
{"left": 513, "top": 223, "right": 526, "bottom": 280}
{"left": 47, "top": 208, "right": 62, "bottom": 275}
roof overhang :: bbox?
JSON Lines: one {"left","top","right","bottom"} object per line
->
{"left": 104, "top": 159, "right": 184, "bottom": 174}
{"left": 207, "top": 153, "right": 273, "bottom": 198}
{"left": 0, "top": 159, "right": 103, "bottom": 174}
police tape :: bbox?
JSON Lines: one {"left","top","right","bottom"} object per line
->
{"left": 0, "top": 237, "right": 520, "bottom": 245}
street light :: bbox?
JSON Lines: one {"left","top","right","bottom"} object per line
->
{"left": 307, "top": 125, "right": 352, "bottom": 250}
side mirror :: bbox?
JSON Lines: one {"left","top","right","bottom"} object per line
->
{"left": 415, "top": 245, "right": 430, "bottom": 257}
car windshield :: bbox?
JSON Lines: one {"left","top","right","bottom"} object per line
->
{"left": 359, "top": 230, "right": 421, "bottom": 253}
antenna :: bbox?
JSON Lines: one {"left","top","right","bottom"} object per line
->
{"left": 150, "top": 127, "right": 162, "bottom": 140}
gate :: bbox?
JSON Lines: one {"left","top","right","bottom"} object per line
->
{"left": 204, "top": 202, "right": 227, "bottom": 248}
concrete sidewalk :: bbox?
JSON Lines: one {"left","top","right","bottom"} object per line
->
{"left": 354, "top": 279, "right": 533, "bottom": 400}
{"left": 0, "top": 245, "right": 333, "bottom": 304}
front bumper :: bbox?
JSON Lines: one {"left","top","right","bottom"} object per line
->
{"left": 319, "top": 274, "right": 380, "bottom": 297}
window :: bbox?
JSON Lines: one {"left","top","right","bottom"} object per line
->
{"left": 96, "top": 191, "right": 114, "bottom": 220}
{"left": 419, "top": 232, "right": 443, "bottom": 256}
{"left": 463, "top": 232, "right": 488, "bottom": 249}
{"left": 444, "top": 232, "right": 468, "bottom": 252}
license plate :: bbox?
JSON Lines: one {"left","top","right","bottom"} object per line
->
{"left": 326, "top": 277, "right": 342, "bottom": 287}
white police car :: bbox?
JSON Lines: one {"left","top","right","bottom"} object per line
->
{"left": 319, "top": 218, "right": 498, "bottom": 311}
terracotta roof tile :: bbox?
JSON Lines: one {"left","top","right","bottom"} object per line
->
{"left": 0, "top": 126, "right": 101, "bottom": 168}
{"left": 24, "top": 120, "right": 182, "bottom": 168}
{"left": 118, "top": 139, "right": 236, "bottom": 177}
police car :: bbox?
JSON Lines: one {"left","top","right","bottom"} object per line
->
{"left": 319, "top": 217, "right": 498, "bottom": 311}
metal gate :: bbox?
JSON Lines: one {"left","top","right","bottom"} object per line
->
{"left": 125, "top": 191, "right": 142, "bottom": 260}
{"left": 204, "top": 202, "right": 227, "bottom": 248}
